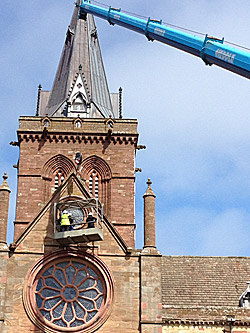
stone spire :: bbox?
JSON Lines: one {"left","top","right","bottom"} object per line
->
{"left": 143, "top": 178, "right": 156, "bottom": 249}
{"left": 44, "top": 0, "right": 114, "bottom": 118}
{"left": 0, "top": 173, "right": 11, "bottom": 247}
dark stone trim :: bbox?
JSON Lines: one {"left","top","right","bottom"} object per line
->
{"left": 18, "top": 174, "right": 42, "bottom": 178}
{"left": 112, "top": 176, "right": 135, "bottom": 180}
{"left": 163, "top": 319, "right": 250, "bottom": 326}
{"left": 112, "top": 222, "right": 135, "bottom": 226}
{"left": 140, "top": 321, "right": 162, "bottom": 325}
{"left": 18, "top": 132, "right": 138, "bottom": 145}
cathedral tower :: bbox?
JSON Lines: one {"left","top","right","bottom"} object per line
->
{"left": 1, "top": 3, "right": 165, "bottom": 333}
{"left": 14, "top": 2, "right": 138, "bottom": 248}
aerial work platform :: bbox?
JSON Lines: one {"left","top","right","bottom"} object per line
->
{"left": 54, "top": 198, "right": 103, "bottom": 245}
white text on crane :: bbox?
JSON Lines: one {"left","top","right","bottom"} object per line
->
{"left": 215, "top": 49, "right": 236, "bottom": 64}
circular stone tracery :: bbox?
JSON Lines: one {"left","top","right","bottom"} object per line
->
{"left": 24, "top": 250, "right": 114, "bottom": 333}
{"left": 62, "top": 286, "right": 77, "bottom": 301}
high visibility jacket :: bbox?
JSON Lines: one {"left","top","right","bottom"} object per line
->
{"left": 61, "top": 214, "right": 70, "bottom": 226}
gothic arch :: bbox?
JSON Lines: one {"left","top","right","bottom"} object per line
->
{"left": 43, "top": 154, "right": 76, "bottom": 178}
{"left": 81, "top": 155, "right": 112, "bottom": 216}
{"left": 42, "top": 154, "right": 77, "bottom": 201}
{"left": 81, "top": 155, "right": 112, "bottom": 181}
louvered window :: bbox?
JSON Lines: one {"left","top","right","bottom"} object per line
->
{"left": 55, "top": 171, "right": 65, "bottom": 190}
{"left": 88, "top": 172, "right": 99, "bottom": 198}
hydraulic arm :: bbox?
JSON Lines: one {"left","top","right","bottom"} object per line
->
{"left": 79, "top": 0, "right": 250, "bottom": 80}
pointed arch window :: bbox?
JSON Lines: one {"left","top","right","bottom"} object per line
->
{"left": 88, "top": 171, "right": 99, "bottom": 198}
{"left": 54, "top": 170, "right": 65, "bottom": 190}
{"left": 75, "top": 120, "right": 82, "bottom": 128}
{"left": 72, "top": 93, "right": 86, "bottom": 112}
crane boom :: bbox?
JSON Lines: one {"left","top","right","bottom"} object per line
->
{"left": 79, "top": 1, "right": 250, "bottom": 80}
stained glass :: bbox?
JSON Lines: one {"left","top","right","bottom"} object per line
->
{"left": 87, "top": 267, "right": 98, "bottom": 278}
{"left": 54, "top": 269, "right": 66, "bottom": 285}
{"left": 70, "top": 319, "right": 84, "bottom": 327}
{"left": 80, "top": 289, "right": 98, "bottom": 298}
{"left": 40, "top": 310, "right": 51, "bottom": 321}
{"left": 66, "top": 266, "right": 76, "bottom": 284}
{"left": 79, "top": 278, "right": 95, "bottom": 289}
{"left": 63, "top": 287, "right": 77, "bottom": 300}
{"left": 74, "top": 301, "right": 85, "bottom": 318}
{"left": 72, "top": 262, "right": 85, "bottom": 269}
{"left": 44, "top": 297, "right": 61, "bottom": 310}
{"left": 74, "top": 270, "right": 87, "bottom": 286}
{"left": 56, "top": 261, "right": 69, "bottom": 269}
{"left": 36, "top": 294, "right": 43, "bottom": 309}
{"left": 43, "top": 267, "right": 53, "bottom": 277}
{"left": 86, "top": 311, "right": 98, "bottom": 322}
{"left": 78, "top": 297, "right": 95, "bottom": 310}
{"left": 41, "top": 288, "right": 60, "bottom": 298}
{"left": 53, "top": 319, "right": 67, "bottom": 327}
{"left": 97, "top": 279, "right": 103, "bottom": 293}
{"left": 35, "top": 259, "right": 105, "bottom": 329}
{"left": 45, "top": 277, "right": 61, "bottom": 289}
{"left": 52, "top": 301, "right": 65, "bottom": 318}
{"left": 36, "top": 279, "right": 43, "bottom": 292}
{"left": 96, "top": 295, "right": 103, "bottom": 309}
{"left": 64, "top": 303, "right": 74, "bottom": 322}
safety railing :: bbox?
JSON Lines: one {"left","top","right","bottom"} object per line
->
{"left": 54, "top": 198, "right": 104, "bottom": 244}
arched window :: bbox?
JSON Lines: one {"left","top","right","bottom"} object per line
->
{"left": 75, "top": 120, "right": 82, "bottom": 128}
{"left": 81, "top": 155, "right": 112, "bottom": 216}
{"left": 54, "top": 170, "right": 65, "bottom": 190}
{"left": 88, "top": 171, "right": 99, "bottom": 198}
{"left": 72, "top": 93, "right": 86, "bottom": 112}
{"left": 44, "top": 119, "right": 50, "bottom": 127}
{"left": 43, "top": 154, "right": 76, "bottom": 202}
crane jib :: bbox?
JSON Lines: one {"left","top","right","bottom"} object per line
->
{"left": 80, "top": 1, "right": 250, "bottom": 80}
{"left": 215, "top": 49, "right": 236, "bottom": 64}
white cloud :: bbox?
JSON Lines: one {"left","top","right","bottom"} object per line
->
{"left": 156, "top": 208, "right": 250, "bottom": 256}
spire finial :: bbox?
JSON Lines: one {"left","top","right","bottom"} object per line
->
{"left": 147, "top": 178, "right": 152, "bottom": 186}
{"left": 0, "top": 173, "right": 11, "bottom": 193}
{"left": 119, "top": 87, "right": 123, "bottom": 118}
{"left": 143, "top": 178, "right": 155, "bottom": 198}
{"left": 36, "top": 84, "right": 42, "bottom": 116}
{"left": 79, "top": 64, "right": 82, "bottom": 72}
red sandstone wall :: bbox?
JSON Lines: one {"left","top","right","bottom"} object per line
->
{"left": 15, "top": 117, "right": 138, "bottom": 247}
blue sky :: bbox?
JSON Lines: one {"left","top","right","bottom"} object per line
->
{"left": 1, "top": 1, "right": 250, "bottom": 255}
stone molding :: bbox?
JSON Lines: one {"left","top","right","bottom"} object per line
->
{"left": 17, "top": 133, "right": 137, "bottom": 145}
{"left": 23, "top": 249, "right": 114, "bottom": 333}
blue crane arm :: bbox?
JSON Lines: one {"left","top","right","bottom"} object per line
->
{"left": 79, "top": 1, "right": 250, "bottom": 79}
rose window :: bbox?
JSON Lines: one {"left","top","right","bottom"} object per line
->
{"left": 24, "top": 250, "right": 114, "bottom": 333}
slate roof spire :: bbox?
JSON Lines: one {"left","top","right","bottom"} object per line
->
{"left": 45, "top": 0, "right": 114, "bottom": 118}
